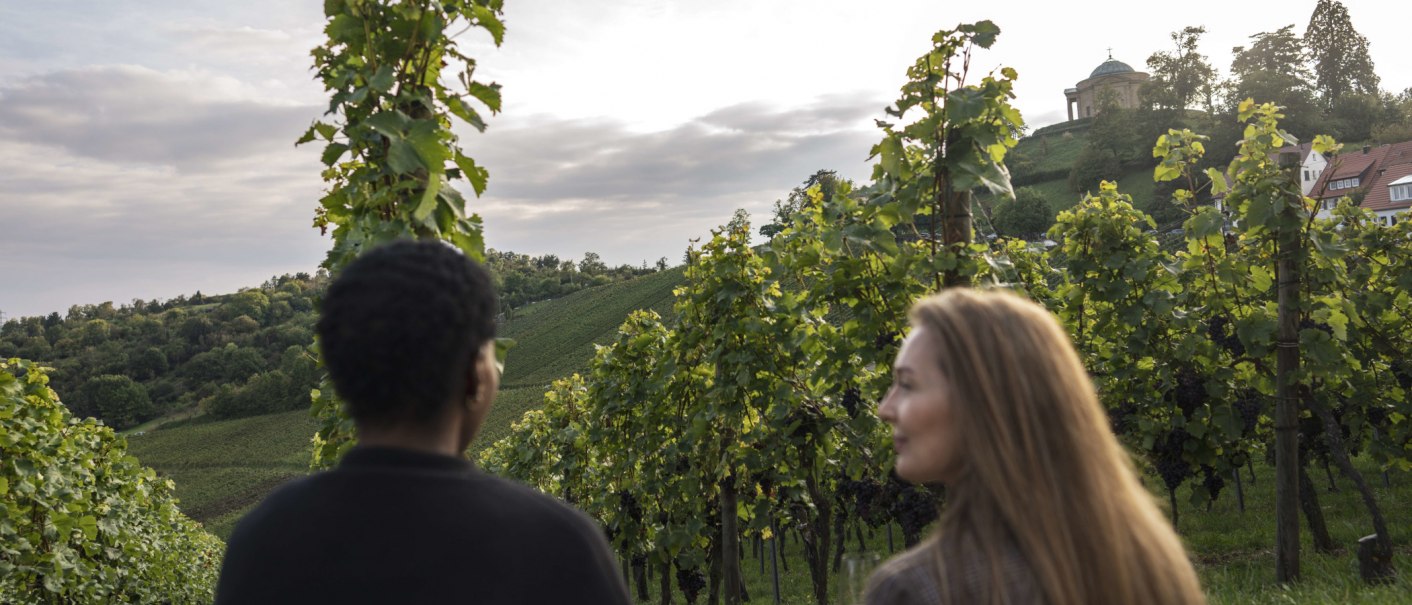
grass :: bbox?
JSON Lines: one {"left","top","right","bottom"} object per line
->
{"left": 126, "top": 409, "right": 318, "bottom": 538}
{"left": 620, "top": 460, "right": 1411, "bottom": 604}
{"left": 471, "top": 384, "right": 550, "bottom": 455}
{"left": 499, "top": 268, "right": 683, "bottom": 389}
{"left": 1012, "top": 130, "right": 1089, "bottom": 175}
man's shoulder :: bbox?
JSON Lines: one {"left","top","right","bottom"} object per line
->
{"left": 232, "top": 465, "right": 598, "bottom": 538}
{"left": 468, "top": 472, "right": 606, "bottom": 536}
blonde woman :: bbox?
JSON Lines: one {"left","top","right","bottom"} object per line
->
{"left": 865, "top": 289, "right": 1206, "bottom": 605}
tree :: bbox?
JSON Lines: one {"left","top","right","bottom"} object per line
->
{"left": 1085, "top": 92, "right": 1145, "bottom": 164}
{"left": 128, "top": 346, "right": 169, "bottom": 380}
{"left": 78, "top": 374, "right": 153, "bottom": 429}
{"left": 1229, "top": 25, "right": 1319, "bottom": 138}
{"left": 1326, "top": 92, "right": 1386, "bottom": 143}
{"left": 990, "top": 187, "right": 1053, "bottom": 240}
{"left": 1304, "top": 0, "right": 1379, "bottom": 108}
{"left": 1372, "top": 88, "right": 1412, "bottom": 143}
{"left": 1068, "top": 146, "right": 1122, "bottom": 193}
{"left": 1231, "top": 25, "right": 1309, "bottom": 82}
{"left": 579, "top": 251, "right": 607, "bottom": 276}
{"left": 759, "top": 170, "right": 840, "bottom": 238}
{"left": 1142, "top": 26, "right": 1217, "bottom": 112}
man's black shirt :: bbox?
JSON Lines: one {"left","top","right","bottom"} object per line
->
{"left": 215, "top": 446, "right": 631, "bottom": 604}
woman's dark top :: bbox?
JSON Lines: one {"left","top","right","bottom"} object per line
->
{"left": 864, "top": 535, "right": 1041, "bottom": 604}
{"left": 215, "top": 446, "right": 631, "bottom": 604}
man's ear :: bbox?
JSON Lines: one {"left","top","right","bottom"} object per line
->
{"left": 466, "top": 342, "right": 497, "bottom": 409}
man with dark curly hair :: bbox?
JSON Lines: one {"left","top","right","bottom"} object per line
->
{"left": 216, "top": 240, "right": 630, "bottom": 604}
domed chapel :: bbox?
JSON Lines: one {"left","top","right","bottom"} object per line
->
{"left": 1063, "top": 51, "right": 1150, "bottom": 121}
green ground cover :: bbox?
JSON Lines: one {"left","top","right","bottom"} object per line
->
{"left": 625, "top": 459, "right": 1411, "bottom": 604}
{"left": 127, "top": 409, "right": 317, "bottom": 538}
{"left": 499, "top": 268, "right": 683, "bottom": 389}
{"left": 1012, "top": 129, "right": 1088, "bottom": 175}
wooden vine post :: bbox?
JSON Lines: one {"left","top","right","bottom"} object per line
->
{"left": 1273, "top": 146, "right": 1302, "bottom": 584}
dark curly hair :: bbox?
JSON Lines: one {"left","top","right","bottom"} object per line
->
{"left": 317, "top": 240, "right": 497, "bottom": 427}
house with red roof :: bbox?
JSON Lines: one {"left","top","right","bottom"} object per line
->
{"left": 1308, "top": 141, "right": 1412, "bottom": 225}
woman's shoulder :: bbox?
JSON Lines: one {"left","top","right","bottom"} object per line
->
{"left": 865, "top": 535, "right": 1043, "bottom": 605}
{"left": 864, "top": 544, "right": 941, "bottom": 605}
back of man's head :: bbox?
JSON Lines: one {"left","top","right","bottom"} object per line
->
{"left": 317, "top": 240, "right": 497, "bottom": 428}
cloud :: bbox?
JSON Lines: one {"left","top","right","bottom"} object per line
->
{"left": 465, "top": 93, "right": 887, "bottom": 265}
{"left": 0, "top": 65, "right": 888, "bottom": 318}
{"left": 0, "top": 66, "right": 329, "bottom": 318}
{"left": 0, "top": 65, "right": 319, "bottom": 171}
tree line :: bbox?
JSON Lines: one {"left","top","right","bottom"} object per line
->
{"left": 0, "top": 247, "right": 655, "bottom": 431}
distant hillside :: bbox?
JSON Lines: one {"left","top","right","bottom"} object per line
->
{"left": 977, "top": 120, "right": 1162, "bottom": 239}
{"left": 126, "top": 267, "right": 685, "bottom": 538}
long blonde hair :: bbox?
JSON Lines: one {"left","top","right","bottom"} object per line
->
{"left": 909, "top": 288, "right": 1205, "bottom": 605}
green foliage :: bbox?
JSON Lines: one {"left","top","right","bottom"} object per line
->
{"left": 306, "top": 0, "right": 506, "bottom": 469}
{"left": 0, "top": 273, "right": 329, "bottom": 428}
{"left": 990, "top": 186, "right": 1054, "bottom": 239}
{"left": 303, "top": 0, "right": 501, "bottom": 269}
{"left": 217, "top": 290, "right": 269, "bottom": 323}
{"left": 1068, "top": 145, "right": 1123, "bottom": 193}
{"left": 1304, "top": 0, "right": 1379, "bottom": 108}
{"left": 1142, "top": 26, "right": 1217, "bottom": 112}
{"left": 76, "top": 374, "right": 152, "bottom": 430}
{"left": 486, "top": 248, "right": 661, "bottom": 311}
{"left": 871, "top": 20, "right": 1023, "bottom": 289}
{"left": 0, "top": 359, "right": 222, "bottom": 602}
{"left": 759, "top": 170, "right": 842, "bottom": 238}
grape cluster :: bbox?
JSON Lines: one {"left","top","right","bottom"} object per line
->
{"left": 1171, "top": 368, "right": 1205, "bottom": 417}
{"left": 1233, "top": 390, "right": 1262, "bottom": 435}
{"left": 1205, "top": 315, "right": 1245, "bottom": 357}
{"left": 873, "top": 331, "right": 901, "bottom": 352}
{"left": 1392, "top": 361, "right": 1412, "bottom": 391}
{"left": 1199, "top": 464, "right": 1225, "bottom": 504}
{"left": 1298, "top": 413, "right": 1331, "bottom": 459}
{"left": 887, "top": 472, "right": 938, "bottom": 544}
{"left": 1366, "top": 403, "right": 1389, "bottom": 426}
{"left": 1151, "top": 429, "right": 1194, "bottom": 493}
{"left": 751, "top": 470, "right": 775, "bottom": 497}
{"left": 1298, "top": 318, "right": 1334, "bottom": 337}
{"left": 840, "top": 387, "right": 863, "bottom": 419}
{"left": 836, "top": 475, "right": 887, "bottom": 527}
{"left": 619, "top": 490, "right": 643, "bottom": 525}
{"left": 676, "top": 566, "right": 706, "bottom": 604}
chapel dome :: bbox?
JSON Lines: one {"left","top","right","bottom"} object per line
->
{"left": 1090, "top": 59, "right": 1135, "bottom": 78}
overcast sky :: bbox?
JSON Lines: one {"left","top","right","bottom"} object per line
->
{"left": 1, "top": 0, "right": 1408, "bottom": 319}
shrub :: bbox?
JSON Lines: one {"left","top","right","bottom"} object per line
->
{"left": 0, "top": 359, "right": 222, "bottom": 602}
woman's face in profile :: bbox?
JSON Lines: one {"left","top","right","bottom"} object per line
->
{"left": 878, "top": 326, "right": 960, "bottom": 484}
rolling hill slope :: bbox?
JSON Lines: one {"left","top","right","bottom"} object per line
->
{"left": 126, "top": 267, "right": 685, "bottom": 538}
